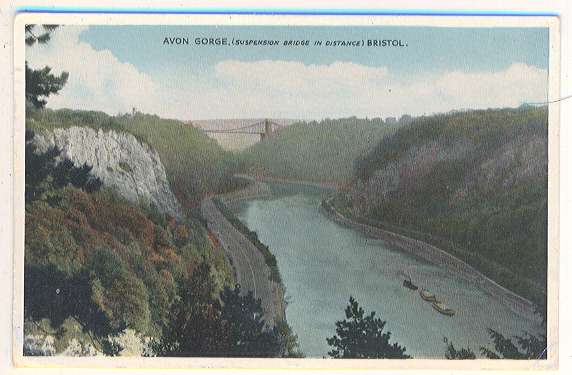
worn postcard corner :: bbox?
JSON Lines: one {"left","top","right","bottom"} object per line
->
{"left": 13, "top": 11, "right": 560, "bottom": 371}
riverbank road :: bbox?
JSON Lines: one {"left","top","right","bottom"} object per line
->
{"left": 200, "top": 198, "right": 283, "bottom": 325}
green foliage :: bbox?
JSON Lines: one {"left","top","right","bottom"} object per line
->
{"left": 327, "top": 297, "right": 410, "bottom": 359}
{"left": 156, "top": 278, "right": 296, "bottom": 358}
{"left": 25, "top": 130, "right": 102, "bottom": 205}
{"left": 24, "top": 262, "right": 117, "bottom": 348}
{"left": 212, "top": 197, "right": 282, "bottom": 283}
{"left": 241, "top": 117, "right": 400, "bottom": 182}
{"left": 25, "top": 25, "right": 59, "bottom": 46}
{"left": 480, "top": 329, "right": 547, "bottom": 359}
{"left": 218, "top": 285, "right": 281, "bottom": 357}
{"left": 25, "top": 62, "right": 69, "bottom": 109}
{"left": 443, "top": 337, "right": 476, "bottom": 359}
{"left": 25, "top": 25, "right": 68, "bottom": 110}
{"left": 24, "top": 183, "right": 232, "bottom": 353}
{"left": 26, "top": 108, "right": 122, "bottom": 133}
{"left": 86, "top": 248, "right": 152, "bottom": 334}
{"left": 273, "top": 320, "right": 305, "bottom": 358}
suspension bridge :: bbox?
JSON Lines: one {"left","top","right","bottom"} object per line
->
{"left": 201, "top": 119, "right": 285, "bottom": 141}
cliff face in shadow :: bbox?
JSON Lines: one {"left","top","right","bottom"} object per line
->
{"left": 338, "top": 107, "right": 548, "bottom": 304}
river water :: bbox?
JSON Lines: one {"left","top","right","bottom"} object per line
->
{"left": 236, "top": 185, "right": 544, "bottom": 358}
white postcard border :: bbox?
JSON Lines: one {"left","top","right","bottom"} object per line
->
{"left": 12, "top": 12, "right": 561, "bottom": 370}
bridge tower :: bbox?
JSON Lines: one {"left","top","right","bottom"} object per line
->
{"left": 261, "top": 119, "right": 273, "bottom": 141}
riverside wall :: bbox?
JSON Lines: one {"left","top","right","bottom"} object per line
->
{"left": 320, "top": 198, "right": 540, "bottom": 320}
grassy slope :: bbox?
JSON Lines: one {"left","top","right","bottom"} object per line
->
{"left": 241, "top": 117, "right": 400, "bottom": 183}
{"left": 340, "top": 107, "right": 548, "bottom": 304}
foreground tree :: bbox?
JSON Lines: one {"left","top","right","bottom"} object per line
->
{"left": 218, "top": 285, "right": 281, "bottom": 357}
{"left": 25, "top": 63, "right": 69, "bottom": 109}
{"left": 327, "top": 297, "right": 410, "bottom": 359}
{"left": 25, "top": 130, "right": 102, "bottom": 205}
{"left": 25, "top": 25, "right": 59, "bottom": 46}
{"left": 443, "top": 337, "right": 476, "bottom": 359}
{"left": 154, "top": 263, "right": 296, "bottom": 357}
{"left": 25, "top": 25, "right": 69, "bottom": 109}
{"left": 443, "top": 329, "right": 547, "bottom": 360}
{"left": 479, "top": 303, "right": 547, "bottom": 360}
{"left": 480, "top": 329, "right": 547, "bottom": 359}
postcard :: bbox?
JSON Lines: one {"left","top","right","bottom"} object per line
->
{"left": 12, "top": 12, "right": 559, "bottom": 370}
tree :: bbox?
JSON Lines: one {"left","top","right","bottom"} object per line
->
{"left": 25, "top": 25, "right": 69, "bottom": 109}
{"left": 443, "top": 337, "right": 476, "bottom": 359}
{"left": 218, "top": 285, "right": 281, "bottom": 357}
{"left": 25, "top": 63, "right": 69, "bottom": 109}
{"left": 25, "top": 25, "right": 59, "bottom": 46}
{"left": 155, "top": 266, "right": 296, "bottom": 358}
{"left": 153, "top": 262, "right": 226, "bottom": 356}
{"left": 480, "top": 329, "right": 547, "bottom": 359}
{"left": 273, "top": 320, "right": 304, "bottom": 358}
{"left": 23, "top": 263, "right": 118, "bottom": 354}
{"left": 477, "top": 299, "right": 547, "bottom": 360}
{"left": 25, "top": 130, "right": 102, "bottom": 205}
{"left": 327, "top": 297, "right": 410, "bottom": 359}
{"left": 25, "top": 130, "right": 61, "bottom": 204}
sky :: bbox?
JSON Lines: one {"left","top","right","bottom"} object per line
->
{"left": 26, "top": 25, "right": 549, "bottom": 120}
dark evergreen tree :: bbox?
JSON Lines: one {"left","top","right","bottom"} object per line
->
{"left": 327, "top": 297, "right": 410, "bottom": 359}
{"left": 443, "top": 337, "right": 476, "bottom": 359}
{"left": 25, "top": 130, "right": 61, "bottom": 203}
{"left": 272, "top": 320, "right": 304, "bottom": 358}
{"left": 25, "top": 25, "right": 59, "bottom": 46}
{"left": 154, "top": 262, "right": 226, "bottom": 356}
{"left": 25, "top": 25, "right": 69, "bottom": 109}
{"left": 218, "top": 285, "right": 281, "bottom": 357}
{"left": 155, "top": 266, "right": 289, "bottom": 358}
{"left": 480, "top": 329, "right": 547, "bottom": 359}
{"left": 23, "top": 263, "right": 118, "bottom": 354}
{"left": 25, "top": 130, "right": 102, "bottom": 205}
{"left": 25, "top": 62, "right": 69, "bottom": 109}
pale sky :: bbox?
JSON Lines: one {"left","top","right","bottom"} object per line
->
{"left": 26, "top": 25, "right": 549, "bottom": 120}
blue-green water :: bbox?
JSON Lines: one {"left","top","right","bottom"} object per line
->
{"left": 236, "top": 188, "right": 544, "bottom": 358}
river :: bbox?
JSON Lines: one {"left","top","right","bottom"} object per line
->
{"left": 235, "top": 184, "right": 545, "bottom": 358}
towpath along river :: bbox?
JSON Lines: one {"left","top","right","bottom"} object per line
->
{"left": 200, "top": 198, "right": 284, "bottom": 326}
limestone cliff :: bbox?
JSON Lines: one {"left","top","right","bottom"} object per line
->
{"left": 32, "top": 126, "right": 182, "bottom": 218}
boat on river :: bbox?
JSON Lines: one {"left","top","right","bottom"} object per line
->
{"left": 432, "top": 301, "right": 456, "bottom": 316}
{"left": 419, "top": 288, "right": 437, "bottom": 302}
{"left": 403, "top": 277, "right": 418, "bottom": 290}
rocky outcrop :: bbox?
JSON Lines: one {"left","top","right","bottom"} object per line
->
{"left": 348, "top": 136, "right": 546, "bottom": 214}
{"left": 32, "top": 126, "right": 182, "bottom": 218}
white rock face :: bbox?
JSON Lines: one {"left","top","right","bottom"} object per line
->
{"left": 33, "top": 126, "right": 182, "bottom": 218}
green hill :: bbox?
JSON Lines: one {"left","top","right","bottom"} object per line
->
{"left": 334, "top": 107, "right": 548, "bottom": 305}
{"left": 240, "top": 117, "right": 401, "bottom": 183}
